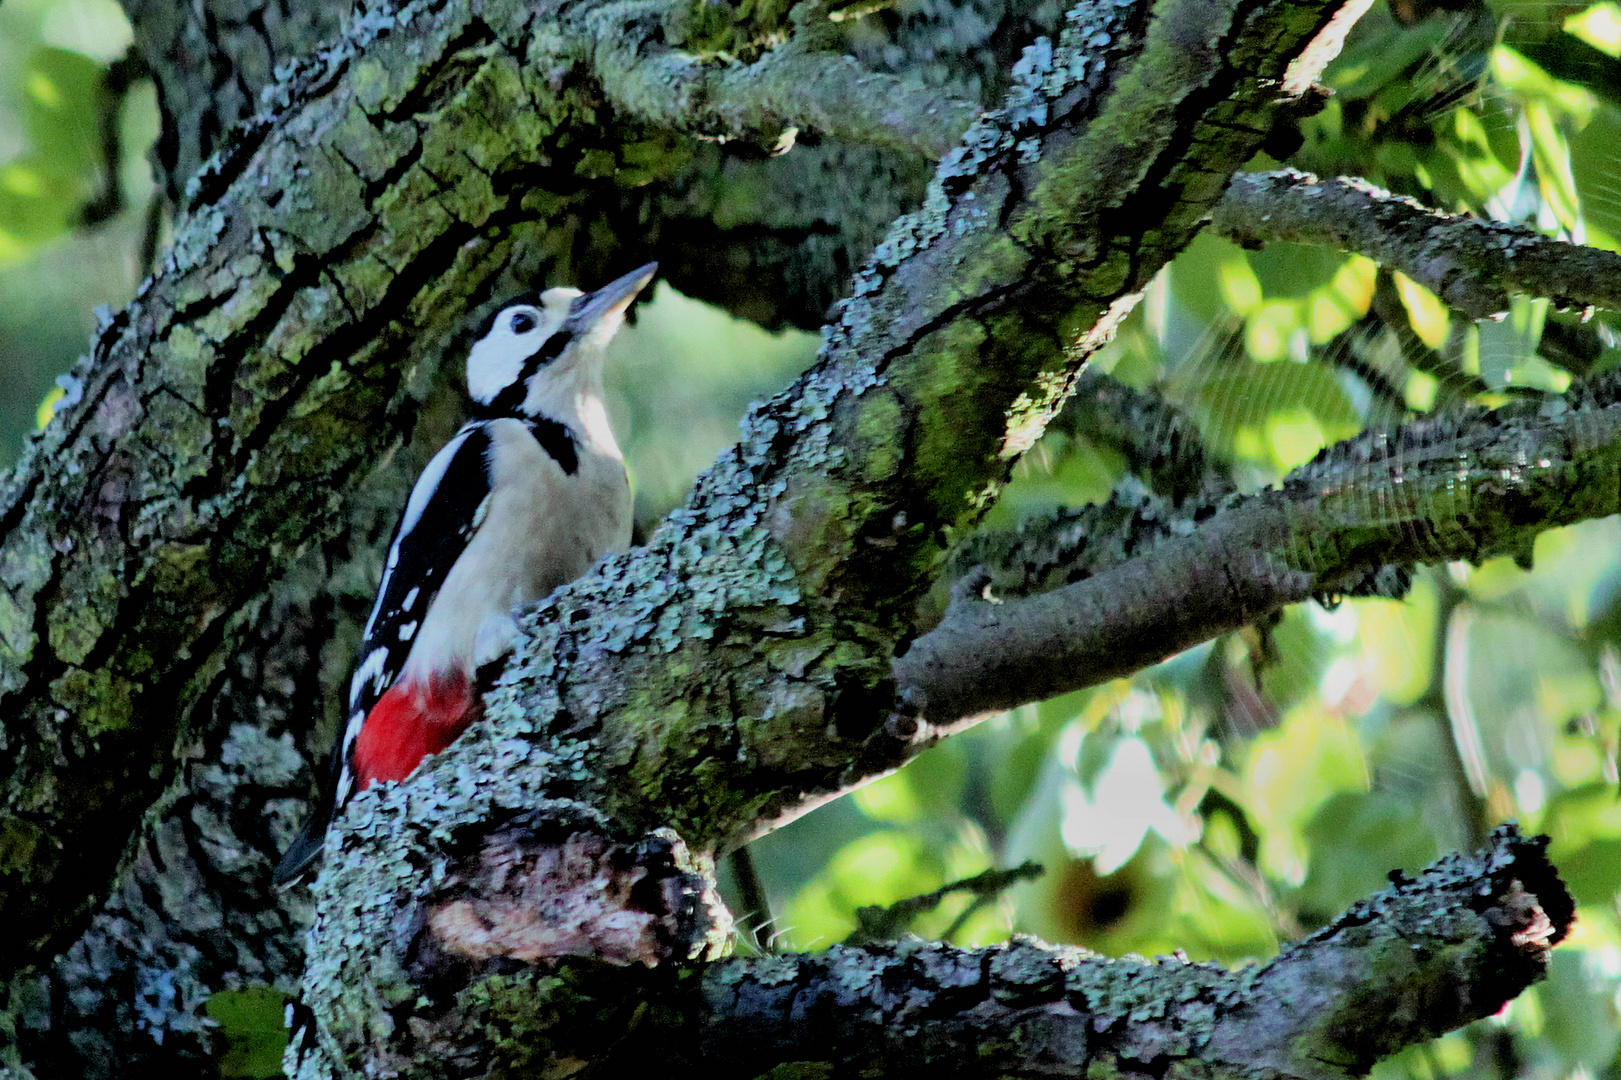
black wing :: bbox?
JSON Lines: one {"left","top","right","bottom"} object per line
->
{"left": 347, "top": 422, "right": 495, "bottom": 720}
{"left": 274, "top": 422, "right": 493, "bottom": 885}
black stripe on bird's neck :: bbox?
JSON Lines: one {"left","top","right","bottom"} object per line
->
{"left": 526, "top": 417, "right": 579, "bottom": 475}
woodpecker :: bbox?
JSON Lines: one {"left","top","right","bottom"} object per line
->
{"left": 275, "top": 263, "right": 656, "bottom": 885}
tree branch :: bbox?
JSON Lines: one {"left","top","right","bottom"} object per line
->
{"left": 1213, "top": 169, "right": 1621, "bottom": 320}
{"left": 897, "top": 372, "right": 1621, "bottom": 722}
{"left": 299, "top": 824, "right": 1572, "bottom": 1078}
{"left": 582, "top": 3, "right": 982, "bottom": 157}
{"left": 695, "top": 826, "right": 1567, "bottom": 1079}
{"left": 293, "top": 0, "right": 1376, "bottom": 1067}
{"left": 846, "top": 860, "right": 1044, "bottom": 943}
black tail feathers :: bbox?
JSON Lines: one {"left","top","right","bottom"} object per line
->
{"left": 274, "top": 811, "right": 329, "bottom": 887}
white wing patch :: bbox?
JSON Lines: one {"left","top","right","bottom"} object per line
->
{"left": 349, "top": 646, "right": 390, "bottom": 708}
{"left": 363, "top": 428, "right": 477, "bottom": 638}
{"left": 399, "top": 429, "right": 476, "bottom": 538}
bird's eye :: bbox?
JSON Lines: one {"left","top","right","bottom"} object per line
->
{"left": 509, "top": 311, "right": 538, "bottom": 334}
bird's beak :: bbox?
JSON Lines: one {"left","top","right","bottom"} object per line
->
{"left": 571, "top": 262, "right": 658, "bottom": 336}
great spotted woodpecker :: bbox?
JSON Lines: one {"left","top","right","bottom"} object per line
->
{"left": 274, "top": 264, "right": 656, "bottom": 885}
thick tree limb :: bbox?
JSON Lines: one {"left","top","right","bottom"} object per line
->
{"left": 0, "top": 0, "right": 1595, "bottom": 1070}
{"left": 897, "top": 373, "right": 1621, "bottom": 721}
{"left": 695, "top": 826, "right": 1568, "bottom": 1079}
{"left": 296, "top": 824, "right": 1571, "bottom": 1078}
{"left": 1214, "top": 169, "right": 1621, "bottom": 320}
{"left": 582, "top": 5, "right": 982, "bottom": 157}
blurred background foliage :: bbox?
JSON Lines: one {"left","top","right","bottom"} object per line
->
{"left": 3, "top": 0, "right": 1621, "bottom": 1077}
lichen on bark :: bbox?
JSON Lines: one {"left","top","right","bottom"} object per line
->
{"left": 0, "top": 0, "right": 1605, "bottom": 1074}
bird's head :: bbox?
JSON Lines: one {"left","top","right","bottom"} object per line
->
{"left": 465, "top": 262, "right": 657, "bottom": 419}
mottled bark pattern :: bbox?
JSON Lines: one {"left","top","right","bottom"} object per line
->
{"left": 301, "top": 827, "right": 1569, "bottom": 1079}
{"left": 0, "top": 0, "right": 1604, "bottom": 1074}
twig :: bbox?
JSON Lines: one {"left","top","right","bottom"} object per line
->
{"left": 728, "top": 846, "right": 775, "bottom": 953}
{"left": 846, "top": 861, "right": 1044, "bottom": 943}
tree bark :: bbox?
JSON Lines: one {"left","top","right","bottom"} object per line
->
{"left": 0, "top": 0, "right": 1607, "bottom": 1075}
{"left": 286, "top": 824, "right": 1570, "bottom": 1077}
{"left": 1213, "top": 169, "right": 1621, "bottom": 320}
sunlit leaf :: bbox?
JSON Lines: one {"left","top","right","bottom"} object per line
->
{"left": 1565, "top": 1, "right": 1621, "bottom": 57}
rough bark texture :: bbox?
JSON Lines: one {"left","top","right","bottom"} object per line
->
{"left": 0, "top": 0, "right": 1608, "bottom": 1075}
{"left": 1214, "top": 169, "right": 1621, "bottom": 320}
{"left": 293, "top": 825, "right": 1571, "bottom": 1078}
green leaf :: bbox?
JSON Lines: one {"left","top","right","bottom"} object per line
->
{"left": 204, "top": 986, "right": 289, "bottom": 1079}
{"left": 22, "top": 46, "right": 102, "bottom": 181}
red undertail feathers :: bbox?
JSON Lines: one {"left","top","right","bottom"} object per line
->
{"left": 352, "top": 669, "right": 483, "bottom": 789}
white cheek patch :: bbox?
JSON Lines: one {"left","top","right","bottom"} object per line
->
{"left": 467, "top": 295, "right": 580, "bottom": 405}
{"left": 466, "top": 334, "right": 527, "bottom": 405}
